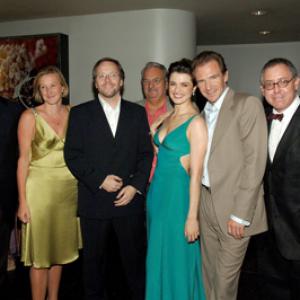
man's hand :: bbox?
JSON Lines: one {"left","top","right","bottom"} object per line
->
{"left": 114, "top": 185, "right": 137, "bottom": 206}
{"left": 227, "top": 220, "right": 245, "bottom": 239}
{"left": 100, "top": 175, "right": 123, "bottom": 192}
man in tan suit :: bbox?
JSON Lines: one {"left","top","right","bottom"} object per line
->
{"left": 192, "top": 51, "right": 268, "bottom": 300}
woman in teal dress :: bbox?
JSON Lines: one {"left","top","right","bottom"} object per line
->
{"left": 17, "top": 66, "right": 81, "bottom": 300}
{"left": 146, "top": 59, "right": 208, "bottom": 300}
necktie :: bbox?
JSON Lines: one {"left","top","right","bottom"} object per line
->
{"left": 204, "top": 105, "right": 217, "bottom": 126}
{"left": 268, "top": 113, "right": 284, "bottom": 121}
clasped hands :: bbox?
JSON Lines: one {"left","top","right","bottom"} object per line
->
{"left": 100, "top": 175, "right": 137, "bottom": 206}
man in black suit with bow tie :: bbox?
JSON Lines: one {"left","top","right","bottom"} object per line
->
{"left": 64, "top": 57, "right": 153, "bottom": 300}
{"left": 0, "top": 96, "right": 23, "bottom": 294}
{"left": 258, "top": 58, "right": 300, "bottom": 300}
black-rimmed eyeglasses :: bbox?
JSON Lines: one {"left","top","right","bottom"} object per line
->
{"left": 262, "top": 77, "right": 295, "bottom": 90}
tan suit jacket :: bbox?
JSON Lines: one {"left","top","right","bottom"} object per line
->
{"left": 207, "top": 88, "right": 268, "bottom": 236}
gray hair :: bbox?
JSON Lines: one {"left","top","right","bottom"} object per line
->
{"left": 141, "top": 62, "right": 167, "bottom": 80}
{"left": 260, "top": 57, "right": 298, "bottom": 83}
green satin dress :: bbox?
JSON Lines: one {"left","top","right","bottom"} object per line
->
{"left": 146, "top": 116, "right": 206, "bottom": 300}
{"left": 21, "top": 109, "right": 82, "bottom": 268}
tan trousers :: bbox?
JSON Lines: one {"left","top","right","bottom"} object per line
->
{"left": 200, "top": 187, "right": 250, "bottom": 300}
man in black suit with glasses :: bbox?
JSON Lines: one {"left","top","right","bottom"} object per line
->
{"left": 258, "top": 57, "right": 300, "bottom": 300}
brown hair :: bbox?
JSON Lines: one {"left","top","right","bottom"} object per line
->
{"left": 192, "top": 50, "right": 227, "bottom": 74}
{"left": 92, "top": 57, "right": 125, "bottom": 82}
{"left": 33, "top": 65, "right": 69, "bottom": 103}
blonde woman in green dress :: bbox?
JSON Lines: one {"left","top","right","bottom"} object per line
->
{"left": 17, "top": 66, "right": 81, "bottom": 300}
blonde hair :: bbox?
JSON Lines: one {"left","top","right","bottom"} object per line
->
{"left": 33, "top": 66, "right": 69, "bottom": 103}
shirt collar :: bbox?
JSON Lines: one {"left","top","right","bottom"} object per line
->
{"left": 145, "top": 99, "right": 168, "bottom": 125}
{"left": 273, "top": 95, "right": 300, "bottom": 118}
{"left": 98, "top": 94, "right": 121, "bottom": 112}
{"left": 204, "top": 86, "right": 229, "bottom": 113}
{"left": 145, "top": 99, "right": 168, "bottom": 112}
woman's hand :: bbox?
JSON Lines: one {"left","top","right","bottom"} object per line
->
{"left": 184, "top": 218, "right": 200, "bottom": 242}
{"left": 150, "top": 111, "right": 173, "bottom": 136}
{"left": 17, "top": 202, "right": 31, "bottom": 223}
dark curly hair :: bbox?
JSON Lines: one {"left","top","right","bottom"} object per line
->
{"left": 167, "top": 58, "right": 195, "bottom": 85}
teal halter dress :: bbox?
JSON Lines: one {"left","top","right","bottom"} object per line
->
{"left": 146, "top": 116, "right": 206, "bottom": 300}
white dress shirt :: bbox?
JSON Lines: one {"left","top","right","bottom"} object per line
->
{"left": 97, "top": 95, "right": 141, "bottom": 193}
{"left": 269, "top": 96, "right": 300, "bottom": 162}
{"left": 98, "top": 95, "right": 121, "bottom": 137}
{"left": 202, "top": 87, "right": 228, "bottom": 187}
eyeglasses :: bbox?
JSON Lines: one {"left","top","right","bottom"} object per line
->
{"left": 262, "top": 77, "right": 295, "bottom": 90}
{"left": 142, "top": 78, "right": 163, "bottom": 85}
{"left": 97, "top": 73, "right": 119, "bottom": 81}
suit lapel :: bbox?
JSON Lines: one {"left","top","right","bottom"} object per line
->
{"left": 266, "top": 109, "right": 272, "bottom": 165}
{"left": 89, "top": 98, "right": 132, "bottom": 146}
{"left": 114, "top": 100, "right": 130, "bottom": 142}
{"left": 89, "top": 99, "right": 115, "bottom": 141}
{"left": 272, "top": 105, "right": 300, "bottom": 164}
{"left": 210, "top": 89, "right": 235, "bottom": 154}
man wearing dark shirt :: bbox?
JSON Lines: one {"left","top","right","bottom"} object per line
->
{"left": 0, "top": 96, "right": 23, "bottom": 294}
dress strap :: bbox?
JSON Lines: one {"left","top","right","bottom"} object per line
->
{"left": 182, "top": 114, "right": 200, "bottom": 135}
{"left": 185, "top": 114, "right": 199, "bottom": 126}
{"left": 31, "top": 108, "right": 38, "bottom": 117}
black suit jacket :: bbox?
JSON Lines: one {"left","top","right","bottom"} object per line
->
{"left": 0, "top": 97, "right": 23, "bottom": 223}
{"left": 64, "top": 98, "right": 153, "bottom": 219}
{"left": 264, "top": 103, "right": 300, "bottom": 260}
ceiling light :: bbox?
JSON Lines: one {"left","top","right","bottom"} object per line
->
{"left": 259, "top": 30, "right": 271, "bottom": 36}
{"left": 251, "top": 10, "right": 267, "bottom": 16}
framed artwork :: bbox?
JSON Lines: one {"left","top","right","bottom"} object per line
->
{"left": 0, "top": 33, "right": 69, "bottom": 106}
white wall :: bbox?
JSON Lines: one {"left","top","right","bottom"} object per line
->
{"left": 0, "top": 9, "right": 196, "bottom": 104}
{"left": 4, "top": 10, "right": 298, "bottom": 103}
{"left": 197, "top": 42, "right": 300, "bottom": 99}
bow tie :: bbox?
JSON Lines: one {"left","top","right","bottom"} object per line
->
{"left": 268, "top": 113, "right": 284, "bottom": 122}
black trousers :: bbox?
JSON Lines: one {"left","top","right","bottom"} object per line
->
{"left": 80, "top": 214, "right": 146, "bottom": 300}
{"left": 0, "top": 208, "right": 12, "bottom": 296}
{"left": 0, "top": 182, "right": 17, "bottom": 297}
{"left": 257, "top": 231, "right": 300, "bottom": 300}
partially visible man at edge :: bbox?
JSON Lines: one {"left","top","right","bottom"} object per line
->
{"left": 0, "top": 96, "right": 23, "bottom": 296}
{"left": 258, "top": 57, "right": 300, "bottom": 300}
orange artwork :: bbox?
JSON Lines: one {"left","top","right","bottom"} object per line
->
{"left": 0, "top": 33, "right": 68, "bottom": 106}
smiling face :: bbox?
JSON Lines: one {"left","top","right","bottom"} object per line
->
{"left": 261, "top": 63, "right": 300, "bottom": 112}
{"left": 194, "top": 60, "right": 228, "bottom": 103}
{"left": 168, "top": 72, "right": 195, "bottom": 106}
{"left": 38, "top": 73, "right": 64, "bottom": 105}
{"left": 94, "top": 61, "right": 123, "bottom": 100}
{"left": 142, "top": 67, "right": 167, "bottom": 105}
